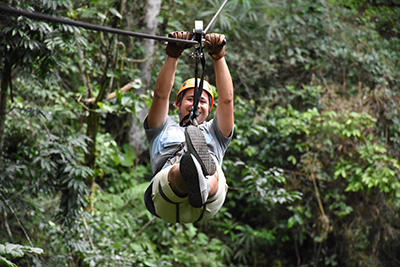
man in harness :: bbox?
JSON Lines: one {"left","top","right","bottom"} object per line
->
{"left": 143, "top": 31, "right": 234, "bottom": 224}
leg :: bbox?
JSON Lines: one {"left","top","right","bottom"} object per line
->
{"left": 149, "top": 164, "right": 227, "bottom": 223}
{"left": 208, "top": 172, "right": 219, "bottom": 197}
{"left": 168, "top": 165, "right": 187, "bottom": 197}
{"left": 179, "top": 125, "right": 218, "bottom": 207}
{"left": 168, "top": 164, "right": 219, "bottom": 198}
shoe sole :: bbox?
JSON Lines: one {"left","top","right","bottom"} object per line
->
{"left": 185, "top": 126, "right": 216, "bottom": 176}
{"left": 180, "top": 153, "right": 207, "bottom": 208}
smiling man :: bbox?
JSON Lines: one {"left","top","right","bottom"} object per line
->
{"left": 143, "top": 32, "right": 234, "bottom": 224}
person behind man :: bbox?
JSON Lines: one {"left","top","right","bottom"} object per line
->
{"left": 143, "top": 31, "right": 234, "bottom": 224}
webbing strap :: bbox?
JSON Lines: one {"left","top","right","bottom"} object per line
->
{"left": 179, "top": 43, "right": 206, "bottom": 127}
{"left": 195, "top": 203, "right": 207, "bottom": 222}
{"left": 158, "top": 182, "right": 182, "bottom": 223}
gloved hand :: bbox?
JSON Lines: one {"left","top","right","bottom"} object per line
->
{"left": 204, "top": 33, "right": 226, "bottom": 60}
{"left": 165, "top": 31, "right": 193, "bottom": 58}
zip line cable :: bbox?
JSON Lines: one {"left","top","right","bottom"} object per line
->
{"left": 1, "top": 1, "right": 229, "bottom": 125}
{"left": 185, "top": 0, "right": 228, "bottom": 125}
{"left": 204, "top": 0, "right": 228, "bottom": 34}
{"left": 0, "top": 4, "right": 197, "bottom": 45}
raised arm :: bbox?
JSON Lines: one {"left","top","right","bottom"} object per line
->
{"left": 147, "top": 56, "right": 178, "bottom": 129}
{"left": 205, "top": 33, "right": 234, "bottom": 137}
{"left": 147, "top": 31, "right": 193, "bottom": 129}
{"left": 214, "top": 57, "right": 234, "bottom": 137}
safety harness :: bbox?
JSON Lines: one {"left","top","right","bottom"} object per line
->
{"left": 179, "top": 0, "right": 228, "bottom": 126}
{"left": 1, "top": 2, "right": 228, "bottom": 128}
{"left": 179, "top": 22, "right": 207, "bottom": 127}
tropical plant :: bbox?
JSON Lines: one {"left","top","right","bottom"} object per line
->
{"left": 1, "top": 0, "right": 400, "bottom": 266}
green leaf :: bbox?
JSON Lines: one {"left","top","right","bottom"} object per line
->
{"left": 113, "top": 153, "right": 120, "bottom": 166}
{"left": 97, "top": 102, "right": 114, "bottom": 113}
{"left": 0, "top": 256, "right": 17, "bottom": 267}
{"left": 109, "top": 7, "right": 122, "bottom": 19}
{"left": 5, "top": 244, "right": 23, "bottom": 258}
{"left": 131, "top": 79, "right": 142, "bottom": 89}
{"left": 287, "top": 216, "right": 296, "bottom": 228}
{"left": 287, "top": 155, "right": 297, "bottom": 165}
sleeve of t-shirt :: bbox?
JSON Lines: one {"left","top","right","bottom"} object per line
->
{"left": 143, "top": 115, "right": 169, "bottom": 144}
{"left": 210, "top": 116, "right": 234, "bottom": 152}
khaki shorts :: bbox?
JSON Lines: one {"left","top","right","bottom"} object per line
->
{"left": 151, "top": 164, "right": 228, "bottom": 224}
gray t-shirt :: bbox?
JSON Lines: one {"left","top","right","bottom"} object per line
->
{"left": 143, "top": 115, "right": 233, "bottom": 175}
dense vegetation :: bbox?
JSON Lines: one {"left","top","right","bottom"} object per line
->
{"left": 1, "top": 0, "right": 400, "bottom": 266}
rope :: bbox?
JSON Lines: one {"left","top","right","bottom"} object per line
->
{"left": 0, "top": 4, "right": 197, "bottom": 45}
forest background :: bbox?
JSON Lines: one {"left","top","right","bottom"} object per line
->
{"left": 1, "top": 0, "right": 400, "bottom": 266}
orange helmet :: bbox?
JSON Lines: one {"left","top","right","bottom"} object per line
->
{"left": 175, "top": 78, "right": 214, "bottom": 109}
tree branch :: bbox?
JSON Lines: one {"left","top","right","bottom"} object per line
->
{"left": 124, "top": 216, "right": 156, "bottom": 250}
{"left": 0, "top": 192, "right": 34, "bottom": 247}
{"left": 82, "top": 80, "right": 140, "bottom": 103}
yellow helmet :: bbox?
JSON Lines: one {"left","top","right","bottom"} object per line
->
{"left": 175, "top": 78, "right": 214, "bottom": 108}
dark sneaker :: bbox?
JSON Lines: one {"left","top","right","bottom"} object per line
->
{"left": 180, "top": 153, "right": 209, "bottom": 208}
{"left": 184, "top": 125, "right": 216, "bottom": 176}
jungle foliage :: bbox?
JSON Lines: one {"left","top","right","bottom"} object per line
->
{"left": 1, "top": 0, "right": 400, "bottom": 266}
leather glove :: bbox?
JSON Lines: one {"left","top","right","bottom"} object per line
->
{"left": 165, "top": 31, "right": 193, "bottom": 58}
{"left": 204, "top": 33, "right": 226, "bottom": 60}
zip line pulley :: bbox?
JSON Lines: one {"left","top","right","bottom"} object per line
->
{"left": 0, "top": 0, "right": 229, "bottom": 126}
{"left": 183, "top": 0, "right": 229, "bottom": 126}
{"left": 180, "top": 20, "right": 206, "bottom": 127}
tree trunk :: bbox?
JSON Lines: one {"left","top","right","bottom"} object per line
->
{"left": 129, "top": 0, "right": 161, "bottom": 158}
{"left": 84, "top": 7, "right": 123, "bottom": 208}
{"left": 85, "top": 34, "right": 118, "bottom": 184}
{"left": 139, "top": 0, "right": 161, "bottom": 87}
{"left": 0, "top": 56, "right": 11, "bottom": 156}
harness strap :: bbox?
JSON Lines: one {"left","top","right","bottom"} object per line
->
{"left": 158, "top": 182, "right": 182, "bottom": 223}
{"left": 195, "top": 203, "right": 207, "bottom": 222}
{"left": 180, "top": 41, "right": 206, "bottom": 127}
